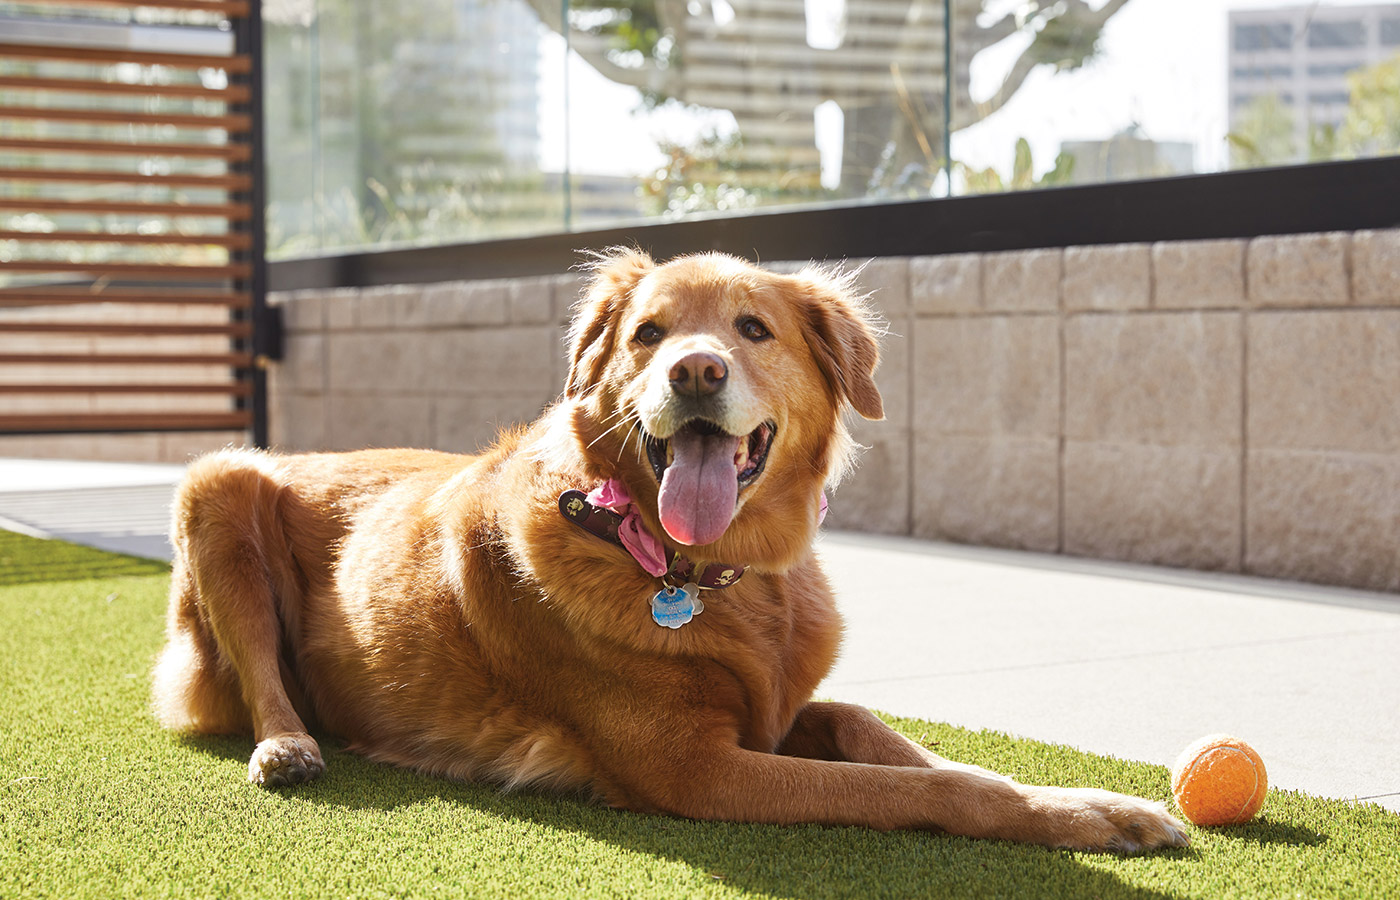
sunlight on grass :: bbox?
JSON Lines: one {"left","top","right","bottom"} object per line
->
{"left": 2, "top": 534, "right": 1396, "bottom": 899}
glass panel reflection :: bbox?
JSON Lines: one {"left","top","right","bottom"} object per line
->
{"left": 253, "top": 0, "right": 1400, "bottom": 257}
{"left": 952, "top": 1, "right": 1400, "bottom": 194}
{"left": 263, "top": 0, "right": 559, "bottom": 256}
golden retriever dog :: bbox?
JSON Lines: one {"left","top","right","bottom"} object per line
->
{"left": 153, "top": 248, "right": 1188, "bottom": 853}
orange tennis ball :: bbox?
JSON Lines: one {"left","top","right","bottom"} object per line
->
{"left": 1170, "top": 734, "right": 1268, "bottom": 826}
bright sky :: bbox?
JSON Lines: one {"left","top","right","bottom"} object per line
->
{"left": 957, "top": 0, "right": 1394, "bottom": 177}
{"left": 537, "top": 31, "right": 712, "bottom": 178}
{"left": 538, "top": 0, "right": 1395, "bottom": 182}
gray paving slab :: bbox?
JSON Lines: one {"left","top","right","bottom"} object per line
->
{"left": 816, "top": 532, "right": 1400, "bottom": 813}
{"left": 0, "top": 458, "right": 183, "bottom": 560}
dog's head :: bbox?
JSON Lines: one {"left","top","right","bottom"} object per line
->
{"left": 563, "top": 248, "right": 883, "bottom": 568}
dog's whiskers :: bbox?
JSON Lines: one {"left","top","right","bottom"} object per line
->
{"left": 585, "top": 410, "right": 633, "bottom": 452}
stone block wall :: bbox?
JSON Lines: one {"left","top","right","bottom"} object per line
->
{"left": 269, "top": 275, "right": 580, "bottom": 455}
{"left": 267, "top": 227, "right": 1400, "bottom": 593}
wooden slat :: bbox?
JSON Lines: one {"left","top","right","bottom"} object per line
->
{"left": 0, "top": 382, "right": 252, "bottom": 395}
{"left": 0, "top": 168, "right": 253, "bottom": 190}
{"left": 1, "top": 260, "right": 252, "bottom": 278}
{"left": 0, "top": 351, "right": 254, "bottom": 365}
{"left": 0, "top": 322, "right": 252, "bottom": 338}
{"left": 0, "top": 198, "right": 252, "bottom": 219}
{"left": 0, "top": 105, "right": 251, "bottom": 130}
{"left": 0, "top": 230, "right": 253, "bottom": 250}
{"left": 0, "top": 288, "right": 251, "bottom": 307}
{"left": 0, "top": 137, "right": 250, "bottom": 161}
{"left": 0, "top": 44, "right": 250, "bottom": 74}
{"left": 0, "top": 412, "right": 254, "bottom": 433}
{"left": 13, "top": 0, "right": 249, "bottom": 16}
{"left": 0, "top": 7, "right": 259, "bottom": 441}
{"left": 0, "top": 74, "right": 250, "bottom": 102}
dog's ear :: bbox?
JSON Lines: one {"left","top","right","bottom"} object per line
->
{"left": 566, "top": 247, "right": 654, "bottom": 397}
{"left": 794, "top": 267, "right": 884, "bottom": 421}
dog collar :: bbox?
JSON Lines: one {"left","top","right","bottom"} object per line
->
{"left": 558, "top": 488, "right": 747, "bottom": 591}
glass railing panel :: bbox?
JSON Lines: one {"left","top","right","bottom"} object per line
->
{"left": 949, "top": 0, "right": 1400, "bottom": 197}
{"left": 263, "top": 0, "right": 566, "bottom": 258}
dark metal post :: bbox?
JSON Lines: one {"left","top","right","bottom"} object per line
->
{"left": 943, "top": 0, "right": 953, "bottom": 197}
{"left": 561, "top": 0, "right": 573, "bottom": 230}
{"left": 233, "top": 0, "right": 273, "bottom": 449}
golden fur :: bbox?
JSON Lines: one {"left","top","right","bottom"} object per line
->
{"left": 153, "top": 249, "right": 1187, "bottom": 852}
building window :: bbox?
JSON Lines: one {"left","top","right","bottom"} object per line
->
{"left": 1307, "top": 20, "right": 1365, "bottom": 49}
{"left": 1381, "top": 18, "right": 1400, "bottom": 46}
{"left": 1234, "top": 65, "right": 1294, "bottom": 80}
{"left": 1308, "top": 91, "right": 1352, "bottom": 106}
{"left": 1233, "top": 91, "right": 1294, "bottom": 108}
{"left": 1235, "top": 23, "right": 1293, "bottom": 52}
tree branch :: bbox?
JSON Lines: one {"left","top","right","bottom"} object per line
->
{"left": 515, "top": 0, "right": 677, "bottom": 93}
{"left": 954, "top": 0, "right": 1134, "bottom": 127}
{"left": 963, "top": 8, "right": 1023, "bottom": 52}
{"left": 953, "top": 47, "right": 1040, "bottom": 129}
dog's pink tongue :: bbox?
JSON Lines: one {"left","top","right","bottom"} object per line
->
{"left": 658, "top": 428, "right": 741, "bottom": 546}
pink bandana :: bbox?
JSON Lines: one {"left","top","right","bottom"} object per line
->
{"left": 586, "top": 479, "right": 669, "bottom": 576}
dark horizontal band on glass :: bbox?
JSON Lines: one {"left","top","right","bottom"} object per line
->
{"left": 269, "top": 156, "right": 1400, "bottom": 291}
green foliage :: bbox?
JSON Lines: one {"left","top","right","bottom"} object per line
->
{"left": 1226, "top": 93, "right": 1298, "bottom": 168}
{"left": 1228, "top": 54, "right": 1400, "bottom": 168}
{"left": 641, "top": 129, "right": 835, "bottom": 218}
{"left": 4, "top": 535, "right": 1397, "bottom": 899}
{"left": 1025, "top": 2, "right": 1108, "bottom": 71}
{"left": 569, "top": 0, "right": 661, "bottom": 54}
{"left": 1333, "top": 53, "right": 1400, "bottom": 158}
{"left": 957, "top": 137, "right": 1076, "bottom": 193}
{"left": 267, "top": 169, "right": 559, "bottom": 257}
{"left": 568, "top": 0, "right": 678, "bottom": 103}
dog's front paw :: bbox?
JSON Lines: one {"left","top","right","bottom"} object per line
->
{"left": 248, "top": 734, "right": 324, "bottom": 787}
{"left": 1026, "top": 786, "right": 1190, "bottom": 854}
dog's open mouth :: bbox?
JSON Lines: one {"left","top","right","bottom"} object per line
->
{"left": 641, "top": 420, "right": 775, "bottom": 546}
{"left": 644, "top": 420, "right": 775, "bottom": 488}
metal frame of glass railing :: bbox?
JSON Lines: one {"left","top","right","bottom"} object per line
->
{"left": 267, "top": 155, "right": 1400, "bottom": 290}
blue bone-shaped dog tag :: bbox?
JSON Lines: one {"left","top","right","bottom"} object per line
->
{"left": 651, "top": 583, "right": 702, "bottom": 629}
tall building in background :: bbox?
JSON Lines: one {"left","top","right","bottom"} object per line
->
{"left": 1229, "top": 3, "right": 1400, "bottom": 164}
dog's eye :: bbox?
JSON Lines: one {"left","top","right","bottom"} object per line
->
{"left": 634, "top": 322, "right": 664, "bottom": 346}
{"left": 737, "top": 317, "right": 772, "bottom": 342}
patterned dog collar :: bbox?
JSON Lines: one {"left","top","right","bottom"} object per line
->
{"left": 558, "top": 489, "right": 747, "bottom": 590}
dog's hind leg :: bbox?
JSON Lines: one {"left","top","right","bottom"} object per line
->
{"left": 152, "top": 551, "right": 253, "bottom": 736}
{"left": 160, "top": 453, "right": 324, "bottom": 787}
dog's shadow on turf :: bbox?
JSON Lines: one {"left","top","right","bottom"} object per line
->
{"left": 179, "top": 733, "right": 254, "bottom": 764}
{"left": 224, "top": 741, "right": 1191, "bottom": 900}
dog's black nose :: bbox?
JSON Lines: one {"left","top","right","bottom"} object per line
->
{"left": 669, "top": 351, "right": 728, "bottom": 396}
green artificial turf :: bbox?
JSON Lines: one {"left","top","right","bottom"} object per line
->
{"left": 0, "top": 529, "right": 168, "bottom": 586}
{"left": 2, "top": 530, "right": 1398, "bottom": 899}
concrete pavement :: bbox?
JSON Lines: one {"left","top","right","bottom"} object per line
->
{"left": 817, "top": 533, "right": 1399, "bottom": 813}
{"left": 0, "top": 457, "right": 185, "bottom": 560}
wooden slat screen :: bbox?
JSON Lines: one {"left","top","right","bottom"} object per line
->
{"left": 0, "top": 0, "right": 266, "bottom": 439}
